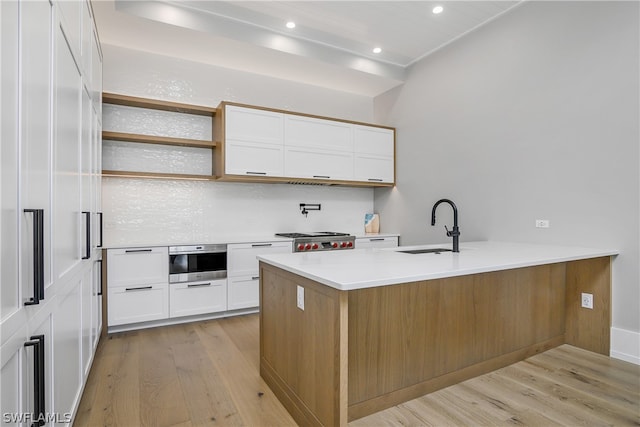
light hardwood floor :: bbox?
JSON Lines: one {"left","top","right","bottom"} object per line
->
{"left": 75, "top": 314, "right": 640, "bottom": 426}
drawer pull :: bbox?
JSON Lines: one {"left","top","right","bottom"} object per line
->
{"left": 369, "top": 238, "right": 385, "bottom": 241}
{"left": 246, "top": 171, "right": 267, "bottom": 175}
{"left": 187, "top": 283, "right": 211, "bottom": 288}
{"left": 251, "top": 243, "right": 272, "bottom": 247}
{"left": 125, "top": 286, "right": 153, "bottom": 291}
{"left": 252, "top": 276, "right": 260, "bottom": 280}
{"left": 368, "top": 178, "right": 384, "bottom": 182}
{"left": 125, "top": 249, "right": 153, "bottom": 253}
{"left": 313, "top": 175, "right": 330, "bottom": 179}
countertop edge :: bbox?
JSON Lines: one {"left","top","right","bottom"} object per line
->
{"left": 257, "top": 242, "right": 619, "bottom": 291}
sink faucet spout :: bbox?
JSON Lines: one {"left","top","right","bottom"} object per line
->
{"left": 431, "top": 199, "right": 460, "bottom": 253}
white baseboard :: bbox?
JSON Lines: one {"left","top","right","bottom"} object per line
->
{"left": 610, "top": 327, "right": 640, "bottom": 365}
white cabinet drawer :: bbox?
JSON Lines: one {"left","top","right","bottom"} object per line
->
{"left": 225, "top": 140, "right": 284, "bottom": 177}
{"left": 354, "top": 154, "right": 395, "bottom": 183}
{"left": 169, "top": 279, "right": 227, "bottom": 318}
{"left": 108, "top": 283, "right": 168, "bottom": 326}
{"left": 356, "top": 236, "right": 399, "bottom": 249}
{"left": 107, "top": 247, "right": 168, "bottom": 288}
{"left": 285, "top": 115, "right": 353, "bottom": 152}
{"left": 284, "top": 147, "right": 354, "bottom": 181}
{"left": 228, "top": 241, "right": 292, "bottom": 276}
{"left": 225, "top": 105, "right": 284, "bottom": 145}
{"left": 228, "top": 276, "right": 260, "bottom": 310}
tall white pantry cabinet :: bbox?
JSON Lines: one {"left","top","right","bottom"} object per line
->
{"left": 1, "top": 0, "right": 103, "bottom": 425}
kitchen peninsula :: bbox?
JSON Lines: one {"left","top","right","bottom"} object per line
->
{"left": 257, "top": 241, "right": 617, "bottom": 426}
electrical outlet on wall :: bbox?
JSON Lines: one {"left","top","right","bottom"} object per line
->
{"left": 581, "top": 292, "right": 594, "bottom": 309}
{"left": 535, "top": 219, "right": 550, "bottom": 228}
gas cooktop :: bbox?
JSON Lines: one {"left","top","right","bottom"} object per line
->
{"left": 275, "top": 232, "right": 355, "bottom": 252}
{"left": 275, "top": 232, "right": 350, "bottom": 238}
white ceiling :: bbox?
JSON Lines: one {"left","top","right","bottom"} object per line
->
{"left": 93, "top": 0, "right": 523, "bottom": 97}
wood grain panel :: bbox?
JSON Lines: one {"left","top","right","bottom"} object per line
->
{"left": 102, "top": 130, "right": 216, "bottom": 148}
{"left": 260, "top": 262, "right": 348, "bottom": 427}
{"left": 565, "top": 257, "right": 611, "bottom": 355}
{"left": 103, "top": 92, "right": 216, "bottom": 116}
{"left": 348, "top": 264, "right": 566, "bottom": 407}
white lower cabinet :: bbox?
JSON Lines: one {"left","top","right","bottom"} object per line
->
{"left": 228, "top": 276, "right": 260, "bottom": 310}
{"left": 169, "top": 279, "right": 227, "bottom": 318}
{"left": 108, "top": 283, "right": 169, "bottom": 326}
{"left": 356, "top": 236, "right": 399, "bottom": 249}
{"left": 227, "top": 241, "right": 292, "bottom": 309}
{"left": 107, "top": 247, "right": 168, "bottom": 287}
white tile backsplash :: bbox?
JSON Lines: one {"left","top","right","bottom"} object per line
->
{"left": 103, "top": 178, "right": 374, "bottom": 246}
{"left": 102, "top": 141, "right": 213, "bottom": 175}
{"left": 103, "top": 104, "right": 212, "bottom": 140}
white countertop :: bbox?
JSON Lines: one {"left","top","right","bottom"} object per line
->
{"left": 257, "top": 241, "right": 618, "bottom": 291}
{"left": 103, "top": 234, "right": 294, "bottom": 249}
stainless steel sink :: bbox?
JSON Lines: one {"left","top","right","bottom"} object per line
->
{"left": 398, "top": 248, "right": 452, "bottom": 254}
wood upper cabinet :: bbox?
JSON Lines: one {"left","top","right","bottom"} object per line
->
{"left": 216, "top": 102, "right": 395, "bottom": 186}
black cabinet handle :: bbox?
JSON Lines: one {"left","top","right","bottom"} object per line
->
{"left": 369, "top": 238, "right": 385, "bottom": 242}
{"left": 82, "top": 211, "right": 91, "bottom": 260}
{"left": 187, "top": 282, "right": 211, "bottom": 288}
{"left": 125, "top": 286, "right": 153, "bottom": 291}
{"left": 367, "top": 178, "right": 383, "bottom": 182}
{"left": 313, "top": 175, "right": 330, "bottom": 179}
{"left": 124, "top": 249, "right": 152, "bottom": 253}
{"left": 251, "top": 243, "right": 272, "bottom": 247}
{"left": 24, "top": 334, "right": 45, "bottom": 426}
{"left": 97, "top": 212, "right": 103, "bottom": 248}
{"left": 245, "top": 171, "right": 267, "bottom": 175}
{"left": 97, "top": 259, "right": 103, "bottom": 296}
{"left": 251, "top": 276, "right": 260, "bottom": 280}
{"left": 24, "top": 209, "right": 44, "bottom": 306}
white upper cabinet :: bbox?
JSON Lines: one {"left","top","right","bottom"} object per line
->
{"left": 225, "top": 105, "right": 284, "bottom": 144}
{"left": 284, "top": 147, "right": 354, "bottom": 181}
{"left": 354, "top": 125, "right": 394, "bottom": 156}
{"left": 57, "top": 0, "right": 82, "bottom": 63}
{"left": 353, "top": 125, "right": 395, "bottom": 184}
{"left": 53, "top": 22, "right": 83, "bottom": 282}
{"left": 1, "top": 0, "right": 21, "bottom": 326}
{"left": 218, "top": 103, "right": 395, "bottom": 186}
{"left": 283, "top": 115, "right": 354, "bottom": 181}
{"left": 285, "top": 115, "right": 353, "bottom": 152}
{"left": 224, "top": 105, "right": 284, "bottom": 177}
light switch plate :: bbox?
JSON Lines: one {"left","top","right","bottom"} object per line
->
{"left": 297, "top": 285, "right": 305, "bottom": 310}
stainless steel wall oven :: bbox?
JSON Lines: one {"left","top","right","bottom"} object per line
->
{"left": 169, "top": 244, "right": 227, "bottom": 283}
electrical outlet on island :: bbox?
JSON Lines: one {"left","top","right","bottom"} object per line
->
{"left": 581, "top": 292, "right": 594, "bottom": 309}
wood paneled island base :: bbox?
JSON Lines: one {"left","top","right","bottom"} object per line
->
{"left": 259, "top": 257, "right": 611, "bottom": 426}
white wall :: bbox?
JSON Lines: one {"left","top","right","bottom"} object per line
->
{"left": 101, "top": 45, "right": 376, "bottom": 246}
{"left": 374, "top": 1, "right": 639, "bottom": 360}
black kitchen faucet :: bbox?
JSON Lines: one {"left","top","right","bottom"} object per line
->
{"left": 431, "top": 199, "right": 460, "bottom": 253}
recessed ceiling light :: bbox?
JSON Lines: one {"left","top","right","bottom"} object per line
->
{"left": 432, "top": 5, "right": 444, "bottom": 14}
{"left": 372, "top": 47, "right": 382, "bottom": 54}
{"left": 286, "top": 21, "right": 296, "bottom": 29}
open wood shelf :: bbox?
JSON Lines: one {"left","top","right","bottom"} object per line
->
{"left": 103, "top": 92, "right": 216, "bottom": 116}
{"left": 102, "top": 131, "right": 217, "bottom": 148}
{"left": 101, "top": 170, "right": 216, "bottom": 181}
